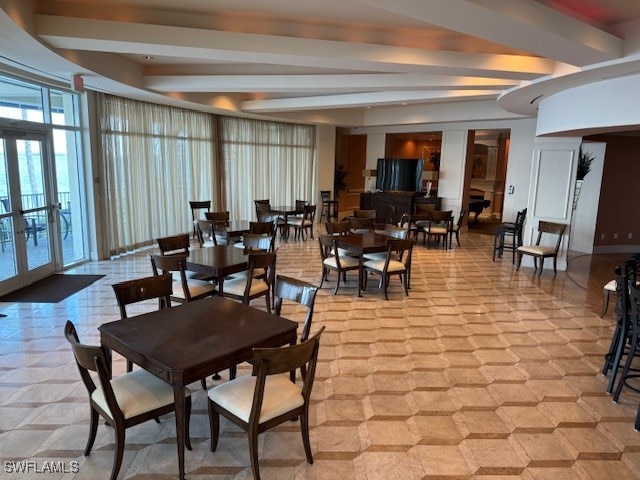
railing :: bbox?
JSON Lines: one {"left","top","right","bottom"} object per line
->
{"left": 0, "top": 192, "right": 71, "bottom": 212}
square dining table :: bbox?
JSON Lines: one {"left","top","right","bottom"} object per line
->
{"left": 99, "top": 296, "right": 298, "bottom": 480}
{"left": 338, "top": 232, "right": 391, "bottom": 297}
{"left": 186, "top": 245, "right": 248, "bottom": 295}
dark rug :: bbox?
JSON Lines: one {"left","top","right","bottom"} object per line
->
{"left": 0, "top": 274, "right": 105, "bottom": 303}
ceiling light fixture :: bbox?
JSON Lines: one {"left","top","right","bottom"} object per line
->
{"left": 143, "top": 55, "right": 154, "bottom": 60}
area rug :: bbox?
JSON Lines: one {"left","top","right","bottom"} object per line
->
{"left": 0, "top": 274, "right": 105, "bottom": 303}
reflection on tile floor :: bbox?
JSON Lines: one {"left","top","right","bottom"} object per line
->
{"left": 1, "top": 230, "right": 639, "bottom": 479}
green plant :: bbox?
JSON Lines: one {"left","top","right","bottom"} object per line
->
{"left": 334, "top": 163, "right": 348, "bottom": 197}
{"left": 577, "top": 145, "right": 594, "bottom": 180}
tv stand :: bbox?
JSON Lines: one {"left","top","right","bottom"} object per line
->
{"left": 360, "top": 192, "right": 441, "bottom": 225}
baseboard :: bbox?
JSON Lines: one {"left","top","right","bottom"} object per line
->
{"left": 592, "top": 245, "right": 640, "bottom": 254}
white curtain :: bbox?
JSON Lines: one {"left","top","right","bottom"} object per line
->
{"left": 98, "top": 94, "right": 217, "bottom": 256}
{"left": 219, "top": 116, "right": 317, "bottom": 221}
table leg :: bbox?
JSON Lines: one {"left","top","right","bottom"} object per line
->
{"left": 173, "top": 383, "right": 186, "bottom": 480}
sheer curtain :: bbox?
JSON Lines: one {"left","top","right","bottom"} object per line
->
{"left": 219, "top": 116, "right": 317, "bottom": 221}
{"left": 98, "top": 94, "right": 217, "bottom": 256}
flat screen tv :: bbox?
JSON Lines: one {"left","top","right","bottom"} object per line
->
{"left": 375, "top": 158, "right": 424, "bottom": 192}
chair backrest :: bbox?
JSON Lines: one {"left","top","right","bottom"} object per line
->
{"left": 249, "top": 327, "right": 325, "bottom": 421}
{"left": 384, "top": 224, "right": 409, "bottom": 239}
{"left": 385, "top": 238, "right": 413, "bottom": 269}
{"left": 295, "top": 199, "right": 309, "bottom": 210}
{"left": 254, "top": 199, "right": 271, "bottom": 219}
{"left": 150, "top": 253, "right": 186, "bottom": 274}
{"left": 189, "top": 201, "right": 211, "bottom": 222}
{"left": 242, "top": 252, "right": 277, "bottom": 297}
{"left": 243, "top": 233, "right": 273, "bottom": 252}
{"left": 456, "top": 208, "right": 468, "bottom": 227}
{"left": 302, "top": 204, "right": 317, "bottom": 222}
{"left": 325, "top": 220, "right": 350, "bottom": 236}
{"left": 629, "top": 281, "right": 640, "bottom": 327}
{"left": 197, "top": 219, "right": 218, "bottom": 247}
{"left": 515, "top": 208, "right": 527, "bottom": 230}
{"left": 205, "top": 211, "right": 230, "bottom": 224}
{"left": 353, "top": 209, "right": 376, "bottom": 219}
{"left": 319, "top": 234, "right": 338, "bottom": 261}
{"left": 157, "top": 233, "right": 190, "bottom": 255}
{"left": 112, "top": 273, "right": 173, "bottom": 318}
{"left": 64, "top": 321, "right": 119, "bottom": 419}
{"left": 534, "top": 221, "right": 566, "bottom": 252}
{"left": 274, "top": 275, "right": 319, "bottom": 342}
{"left": 348, "top": 216, "right": 373, "bottom": 232}
{"left": 414, "top": 203, "right": 436, "bottom": 215}
{"left": 320, "top": 190, "right": 332, "bottom": 202}
{"left": 250, "top": 221, "right": 274, "bottom": 235}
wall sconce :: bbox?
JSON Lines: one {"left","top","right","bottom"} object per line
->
{"left": 362, "top": 169, "right": 377, "bottom": 177}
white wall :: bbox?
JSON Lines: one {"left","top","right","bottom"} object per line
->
{"left": 316, "top": 125, "right": 336, "bottom": 204}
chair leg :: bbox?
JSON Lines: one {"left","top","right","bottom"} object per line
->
{"left": 185, "top": 396, "right": 193, "bottom": 451}
{"left": 265, "top": 293, "right": 271, "bottom": 314}
{"left": 319, "top": 268, "right": 326, "bottom": 288}
{"left": 208, "top": 401, "right": 220, "bottom": 452}
{"left": 515, "top": 252, "right": 522, "bottom": 271}
{"left": 635, "top": 400, "right": 640, "bottom": 431}
{"left": 110, "top": 425, "right": 126, "bottom": 480}
{"left": 553, "top": 256, "right": 558, "bottom": 274}
{"left": 383, "top": 275, "right": 389, "bottom": 300}
{"left": 606, "top": 319, "right": 628, "bottom": 394}
{"left": 126, "top": 359, "right": 133, "bottom": 373}
{"left": 248, "top": 431, "right": 261, "bottom": 480}
{"left": 613, "top": 327, "right": 638, "bottom": 402}
{"left": 84, "top": 407, "right": 100, "bottom": 456}
{"left": 601, "top": 290, "right": 611, "bottom": 318}
{"left": 538, "top": 258, "right": 545, "bottom": 277}
{"left": 300, "top": 410, "right": 313, "bottom": 464}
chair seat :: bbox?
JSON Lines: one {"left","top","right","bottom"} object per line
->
{"left": 287, "top": 218, "right": 312, "bottom": 227}
{"left": 172, "top": 279, "right": 216, "bottom": 299}
{"left": 323, "top": 255, "right": 360, "bottom": 269}
{"left": 363, "top": 251, "right": 400, "bottom": 262}
{"left": 424, "top": 226, "right": 447, "bottom": 235}
{"left": 223, "top": 277, "right": 269, "bottom": 296}
{"left": 208, "top": 373, "right": 303, "bottom": 423}
{"left": 363, "top": 258, "right": 406, "bottom": 273}
{"left": 517, "top": 245, "right": 556, "bottom": 255}
{"left": 92, "top": 368, "right": 192, "bottom": 420}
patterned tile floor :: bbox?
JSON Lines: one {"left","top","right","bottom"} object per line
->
{"left": 1, "top": 229, "right": 639, "bottom": 479}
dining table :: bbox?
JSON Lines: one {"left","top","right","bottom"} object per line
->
{"left": 338, "top": 231, "right": 391, "bottom": 297}
{"left": 269, "top": 205, "right": 303, "bottom": 241}
{"left": 215, "top": 219, "right": 251, "bottom": 244}
{"left": 99, "top": 296, "right": 298, "bottom": 480}
{"left": 186, "top": 245, "right": 248, "bottom": 295}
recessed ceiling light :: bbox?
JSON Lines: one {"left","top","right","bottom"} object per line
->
{"left": 365, "top": 106, "right": 371, "bottom": 109}
{"left": 143, "top": 55, "right": 154, "bottom": 60}
{"left": 401, "top": 102, "right": 408, "bottom": 106}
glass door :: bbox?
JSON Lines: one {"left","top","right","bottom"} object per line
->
{"left": 0, "top": 130, "right": 57, "bottom": 294}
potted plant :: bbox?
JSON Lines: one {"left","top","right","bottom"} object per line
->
{"left": 573, "top": 145, "right": 595, "bottom": 210}
{"left": 334, "top": 163, "right": 348, "bottom": 199}
{"left": 577, "top": 145, "right": 594, "bottom": 180}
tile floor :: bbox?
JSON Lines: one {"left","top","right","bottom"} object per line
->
{"left": 1, "top": 230, "right": 639, "bottom": 479}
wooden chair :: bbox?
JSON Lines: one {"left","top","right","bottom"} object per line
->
{"left": 320, "top": 190, "right": 338, "bottom": 222}
{"left": 399, "top": 212, "right": 430, "bottom": 243}
{"left": 197, "top": 219, "right": 219, "bottom": 247}
{"left": 613, "top": 280, "right": 640, "bottom": 404}
{"left": 204, "top": 211, "right": 231, "bottom": 244}
{"left": 64, "top": 320, "right": 192, "bottom": 480}
{"left": 220, "top": 251, "right": 276, "bottom": 313}
{"left": 111, "top": 273, "right": 173, "bottom": 372}
{"left": 494, "top": 208, "right": 527, "bottom": 263}
{"left": 189, "top": 200, "right": 211, "bottom": 239}
{"left": 254, "top": 199, "right": 271, "bottom": 220}
{"left": 150, "top": 254, "right": 216, "bottom": 303}
{"left": 363, "top": 224, "right": 409, "bottom": 262}
{"left": 288, "top": 204, "right": 317, "bottom": 241}
{"left": 424, "top": 210, "right": 453, "bottom": 249}
{"left": 362, "top": 238, "right": 413, "bottom": 300}
{"left": 233, "top": 221, "right": 276, "bottom": 251}
{"left": 516, "top": 221, "right": 567, "bottom": 276}
{"left": 157, "top": 233, "right": 214, "bottom": 281}
{"left": 449, "top": 208, "right": 467, "bottom": 247}
{"left": 207, "top": 327, "right": 324, "bottom": 480}
{"left": 348, "top": 216, "right": 374, "bottom": 234}
{"left": 318, "top": 234, "right": 360, "bottom": 295}
{"left": 274, "top": 275, "right": 319, "bottom": 343}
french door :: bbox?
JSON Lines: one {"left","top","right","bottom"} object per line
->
{"left": 0, "top": 128, "right": 58, "bottom": 294}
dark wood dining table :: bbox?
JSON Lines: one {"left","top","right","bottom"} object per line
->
{"left": 99, "top": 296, "right": 298, "bottom": 480}
{"left": 186, "top": 245, "right": 248, "bottom": 295}
{"left": 338, "top": 232, "right": 391, "bottom": 297}
{"left": 270, "top": 205, "right": 303, "bottom": 241}
{"left": 215, "top": 220, "right": 251, "bottom": 244}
